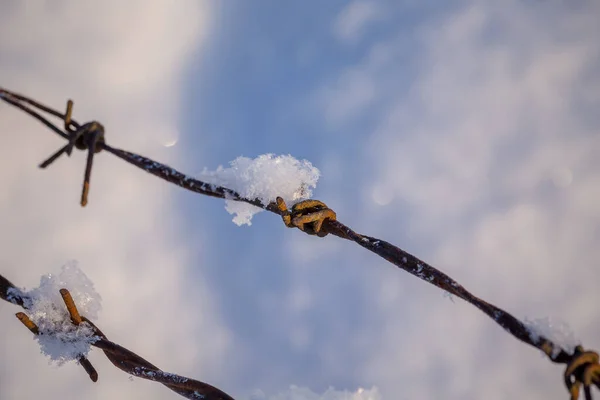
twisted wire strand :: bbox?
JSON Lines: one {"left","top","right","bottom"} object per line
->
{"left": 1, "top": 87, "right": 598, "bottom": 399}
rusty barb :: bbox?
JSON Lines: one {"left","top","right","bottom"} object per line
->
{"left": 276, "top": 197, "right": 336, "bottom": 237}
{"left": 38, "top": 99, "right": 106, "bottom": 207}
{"left": 0, "top": 88, "right": 105, "bottom": 206}
{"left": 1, "top": 274, "right": 234, "bottom": 400}
{"left": 564, "top": 346, "right": 600, "bottom": 400}
{"left": 1, "top": 87, "right": 599, "bottom": 399}
{"left": 15, "top": 289, "right": 98, "bottom": 382}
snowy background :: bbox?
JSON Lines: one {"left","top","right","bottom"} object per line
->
{"left": 1, "top": 1, "right": 599, "bottom": 399}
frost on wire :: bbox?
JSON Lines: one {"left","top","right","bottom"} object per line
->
{"left": 9, "top": 262, "right": 102, "bottom": 365}
{"left": 198, "top": 154, "right": 320, "bottom": 226}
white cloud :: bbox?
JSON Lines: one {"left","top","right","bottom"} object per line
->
{"left": 333, "top": 1, "right": 383, "bottom": 44}
{"left": 317, "top": 0, "right": 600, "bottom": 398}
{"left": 0, "top": 2, "right": 233, "bottom": 399}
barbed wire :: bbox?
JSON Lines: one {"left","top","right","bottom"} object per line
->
{"left": 0, "top": 87, "right": 598, "bottom": 399}
{"left": 0, "top": 274, "right": 235, "bottom": 400}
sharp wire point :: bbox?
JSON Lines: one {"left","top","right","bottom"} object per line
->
{"left": 78, "top": 356, "right": 99, "bottom": 382}
{"left": 15, "top": 312, "right": 39, "bottom": 335}
{"left": 60, "top": 288, "right": 83, "bottom": 325}
{"left": 39, "top": 144, "right": 70, "bottom": 169}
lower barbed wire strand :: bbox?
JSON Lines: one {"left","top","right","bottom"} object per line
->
{"left": 0, "top": 274, "right": 236, "bottom": 400}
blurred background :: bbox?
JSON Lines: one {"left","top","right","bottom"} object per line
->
{"left": 1, "top": 1, "right": 599, "bottom": 399}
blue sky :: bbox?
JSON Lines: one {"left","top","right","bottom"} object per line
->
{"left": 1, "top": 1, "right": 599, "bottom": 399}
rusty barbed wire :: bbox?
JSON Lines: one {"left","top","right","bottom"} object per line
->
{"left": 1, "top": 87, "right": 598, "bottom": 399}
{"left": 0, "top": 274, "right": 235, "bottom": 400}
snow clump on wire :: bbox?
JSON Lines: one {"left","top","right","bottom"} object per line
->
{"left": 198, "top": 154, "right": 320, "bottom": 226}
{"left": 8, "top": 261, "right": 102, "bottom": 365}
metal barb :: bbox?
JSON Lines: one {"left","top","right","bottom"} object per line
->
{"left": 564, "top": 346, "right": 600, "bottom": 400}
{"left": 79, "top": 357, "right": 99, "bottom": 382}
{"left": 39, "top": 118, "right": 105, "bottom": 207}
{"left": 15, "top": 312, "right": 39, "bottom": 335}
{"left": 276, "top": 197, "right": 336, "bottom": 237}
{"left": 15, "top": 304, "right": 98, "bottom": 383}
{"left": 0, "top": 89, "right": 105, "bottom": 207}
{"left": 64, "top": 99, "right": 76, "bottom": 132}
{"left": 60, "top": 288, "right": 83, "bottom": 325}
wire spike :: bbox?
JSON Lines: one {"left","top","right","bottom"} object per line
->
{"left": 39, "top": 144, "right": 70, "bottom": 169}
{"left": 78, "top": 356, "right": 99, "bottom": 382}
{"left": 64, "top": 99, "right": 74, "bottom": 132}
{"left": 80, "top": 131, "right": 100, "bottom": 207}
{"left": 60, "top": 288, "right": 82, "bottom": 325}
{"left": 15, "top": 312, "right": 39, "bottom": 335}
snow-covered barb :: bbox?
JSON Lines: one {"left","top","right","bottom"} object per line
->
{"left": 524, "top": 316, "right": 580, "bottom": 358}
{"left": 199, "top": 154, "right": 320, "bottom": 226}
{"left": 19, "top": 261, "right": 102, "bottom": 365}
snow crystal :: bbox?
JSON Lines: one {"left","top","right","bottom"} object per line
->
{"left": 524, "top": 316, "right": 580, "bottom": 357}
{"left": 251, "top": 386, "right": 381, "bottom": 400}
{"left": 19, "top": 261, "right": 102, "bottom": 365}
{"left": 198, "top": 154, "right": 320, "bottom": 226}
{"left": 443, "top": 291, "right": 455, "bottom": 303}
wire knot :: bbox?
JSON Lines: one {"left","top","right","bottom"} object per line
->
{"left": 276, "top": 197, "right": 336, "bottom": 237}
{"left": 69, "top": 121, "right": 106, "bottom": 154}
{"left": 564, "top": 345, "right": 600, "bottom": 400}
